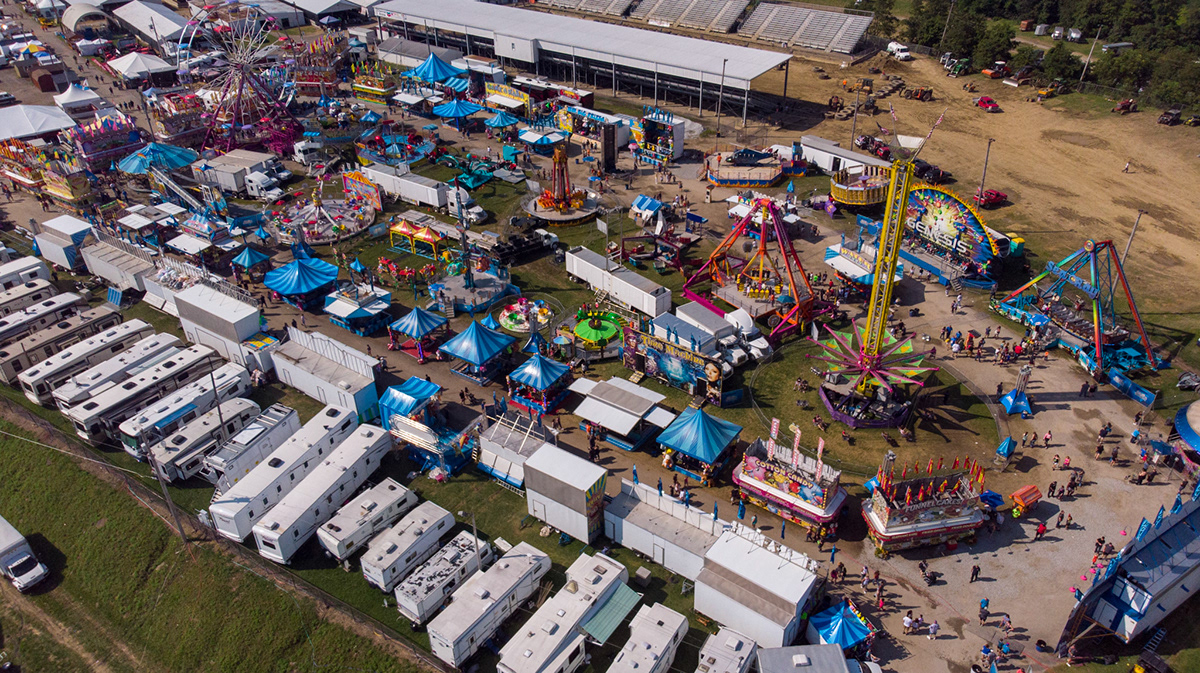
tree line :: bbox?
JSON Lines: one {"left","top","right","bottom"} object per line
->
{"left": 856, "top": 0, "right": 1200, "bottom": 109}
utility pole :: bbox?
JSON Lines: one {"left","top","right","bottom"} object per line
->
{"left": 977, "top": 137, "right": 995, "bottom": 201}
{"left": 1120, "top": 209, "right": 1147, "bottom": 266}
{"left": 1080, "top": 26, "right": 1103, "bottom": 83}
{"left": 714, "top": 58, "right": 727, "bottom": 151}
{"left": 849, "top": 88, "right": 862, "bottom": 145}
{"left": 148, "top": 452, "right": 189, "bottom": 547}
{"left": 938, "top": 0, "right": 957, "bottom": 51}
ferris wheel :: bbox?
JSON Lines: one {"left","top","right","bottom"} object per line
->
{"left": 176, "top": 2, "right": 301, "bottom": 153}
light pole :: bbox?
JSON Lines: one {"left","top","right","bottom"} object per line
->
{"left": 714, "top": 58, "right": 727, "bottom": 151}
{"left": 938, "top": 0, "right": 957, "bottom": 51}
{"left": 1080, "top": 26, "right": 1103, "bottom": 83}
{"left": 1120, "top": 209, "right": 1147, "bottom": 266}
{"left": 457, "top": 510, "right": 480, "bottom": 559}
{"left": 977, "top": 137, "right": 995, "bottom": 202}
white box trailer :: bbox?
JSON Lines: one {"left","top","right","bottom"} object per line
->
{"left": 565, "top": 246, "right": 670, "bottom": 317}
{"left": 201, "top": 404, "right": 302, "bottom": 491}
{"left": 676, "top": 301, "right": 736, "bottom": 340}
{"left": 427, "top": 542, "right": 552, "bottom": 668}
{"left": 316, "top": 478, "right": 418, "bottom": 562}
{"left": 798, "top": 135, "right": 891, "bottom": 174}
{"left": 361, "top": 500, "right": 454, "bottom": 593}
{"left": 252, "top": 424, "right": 391, "bottom": 564}
{"left": 364, "top": 164, "right": 447, "bottom": 208}
{"left": 395, "top": 531, "right": 493, "bottom": 625}
{"left": 191, "top": 149, "right": 276, "bottom": 195}
{"left": 209, "top": 405, "right": 358, "bottom": 542}
{"left": 149, "top": 398, "right": 261, "bottom": 482}
{"left": 0, "top": 279, "right": 56, "bottom": 317}
{"left": 52, "top": 333, "right": 180, "bottom": 411}
{"left": 0, "top": 257, "right": 49, "bottom": 290}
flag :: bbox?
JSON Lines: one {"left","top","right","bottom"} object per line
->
{"left": 905, "top": 486, "right": 912, "bottom": 505}
{"left": 1154, "top": 505, "right": 1165, "bottom": 529}
{"left": 1172, "top": 494, "right": 1184, "bottom": 515}
{"left": 937, "top": 457, "right": 944, "bottom": 471}
{"left": 927, "top": 459, "right": 934, "bottom": 475}
{"left": 1135, "top": 517, "right": 1151, "bottom": 541}
{"left": 901, "top": 465, "right": 908, "bottom": 478}
{"left": 888, "top": 102, "right": 898, "bottom": 123}
{"left": 923, "top": 107, "right": 948, "bottom": 143}
{"left": 952, "top": 457, "right": 960, "bottom": 469}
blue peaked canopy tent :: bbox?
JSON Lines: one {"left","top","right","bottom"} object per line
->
{"left": 432, "top": 99, "right": 483, "bottom": 119}
{"left": 231, "top": 246, "right": 270, "bottom": 269}
{"left": 440, "top": 321, "right": 515, "bottom": 381}
{"left": 118, "top": 143, "right": 199, "bottom": 174}
{"left": 480, "top": 313, "right": 501, "bottom": 330}
{"left": 507, "top": 353, "right": 572, "bottom": 413}
{"left": 264, "top": 258, "right": 339, "bottom": 309}
{"left": 806, "top": 602, "right": 872, "bottom": 649}
{"left": 522, "top": 330, "right": 548, "bottom": 354}
{"left": 390, "top": 306, "right": 448, "bottom": 340}
{"left": 349, "top": 257, "right": 367, "bottom": 273}
{"left": 657, "top": 407, "right": 742, "bottom": 478}
{"left": 378, "top": 377, "right": 443, "bottom": 429}
{"left": 405, "top": 53, "right": 466, "bottom": 83}
{"left": 254, "top": 225, "right": 271, "bottom": 242}
{"left": 486, "top": 110, "right": 521, "bottom": 128}
{"left": 291, "top": 240, "right": 317, "bottom": 260}
{"left": 443, "top": 77, "right": 469, "bottom": 93}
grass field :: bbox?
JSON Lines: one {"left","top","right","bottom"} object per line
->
{"left": 0, "top": 421, "right": 422, "bottom": 673}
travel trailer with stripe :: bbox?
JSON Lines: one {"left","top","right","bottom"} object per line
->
{"left": 316, "top": 478, "right": 417, "bottom": 562}
{"left": 360, "top": 501, "right": 454, "bottom": 593}
{"left": 117, "top": 362, "right": 249, "bottom": 459}
{"left": 0, "top": 306, "right": 122, "bottom": 385}
{"left": 0, "top": 293, "right": 83, "bottom": 346}
{"left": 149, "top": 399, "right": 262, "bottom": 482}
{"left": 18, "top": 320, "right": 154, "bottom": 405}
{"left": 52, "top": 333, "right": 181, "bottom": 411}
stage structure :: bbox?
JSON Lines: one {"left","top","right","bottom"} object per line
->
{"left": 809, "top": 160, "right": 936, "bottom": 428}
{"left": 682, "top": 198, "right": 814, "bottom": 339}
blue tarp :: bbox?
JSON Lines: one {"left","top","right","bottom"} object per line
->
{"left": 231, "top": 246, "right": 270, "bottom": 269}
{"left": 389, "top": 306, "right": 447, "bottom": 339}
{"left": 1000, "top": 388, "right": 1032, "bottom": 416}
{"left": 486, "top": 111, "right": 521, "bottom": 128}
{"left": 378, "top": 377, "right": 443, "bottom": 427}
{"left": 405, "top": 53, "right": 466, "bottom": 83}
{"left": 631, "top": 194, "right": 664, "bottom": 214}
{"left": 657, "top": 407, "right": 741, "bottom": 464}
{"left": 431, "top": 99, "right": 483, "bottom": 119}
{"left": 980, "top": 490, "right": 1005, "bottom": 508}
{"left": 264, "top": 258, "right": 338, "bottom": 296}
{"left": 439, "top": 321, "right": 515, "bottom": 367}
{"left": 118, "top": 143, "right": 199, "bottom": 174}
{"left": 808, "top": 603, "right": 871, "bottom": 649}
{"left": 254, "top": 225, "right": 271, "bottom": 241}
{"left": 349, "top": 257, "right": 367, "bottom": 273}
{"left": 291, "top": 240, "right": 317, "bottom": 260}
{"left": 996, "top": 436, "right": 1016, "bottom": 458}
{"left": 480, "top": 313, "right": 501, "bottom": 330}
{"left": 509, "top": 354, "right": 570, "bottom": 391}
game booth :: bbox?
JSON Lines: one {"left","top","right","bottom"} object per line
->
{"left": 656, "top": 407, "right": 741, "bottom": 486}
{"left": 388, "top": 306, "right": 450, "bottom": 362}
{"left": 324, "top": 282, "right": 392, "bottom": 336}
{"left": 351, "top": 61, "right": 397, "bottom": 105}
{"left": 264, "top": 257, "right": 340, "bottom": 311}
{"left": 862, "top": 457, "right": 986, "bottom": 554}
{"left": 506, "top": 353, "right": 572, "bottom": 414}
{"left": 230, "top": 246, "right": 271, "bottom": 280}
{"left": 483, "top": 82, "right": 532, "bottom": 118}
{"left": 733, "top": 436, "right": 848, "bottom": 530}
{"left": 379, "top": 376, "right": 474, "bottom": 474}
{"left": 632, "top": 106, "right": 685, "bottom": 165}
{"left": 438, "top": 320, "right": 516, "bottom": 383}
{"left": 567, "top": 377, "right": 676, "bottom": 451}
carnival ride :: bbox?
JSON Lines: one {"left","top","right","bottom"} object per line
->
{"left": 524, "top": 146, "right": 599, "bottom": 224}
{"left": 809, "top": 160, "right": 937, "bottom": 428}
{"left": 270, "top": 181, "right": 375, "bottom": 244}
{"left": 906, "top": 186, "right": 1004, "bottom": 280}
{"left": 994, "top": 239, "right": 1159, "bottom": 376}
{"left": 571, "top": 308, "right": 625, "bottom": 348}
{"left": 497, "top": 298, "right": 555, "bottom": 333}
{"left": 175, "top": 3, "right": 301, "bottom": 153}
{"left": 682, "top": 198, "right": 814, "bottom": 339}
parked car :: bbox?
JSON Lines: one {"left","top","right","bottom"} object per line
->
{"left": 1158, "top": 108, "right": 1182, "bottom": 125}
{"left": 974, "top": 188, "right": 1007, "bottom": 208}
{"left": 913, "top": 159, "right": 951, "bottom": 184}
{"left": 0, "top": 92, "right": 17, "bottom": 107}
{"left": 974, "top": 96, "right": 1001, "bottom": 112}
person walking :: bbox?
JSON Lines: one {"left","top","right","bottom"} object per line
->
{"left": 902, "top": 611, "right": 913, "bottom": 635}
{"left": 1057, "top": 512, "right": 1065, "bottom": 528}
{"left": 970, "top": 564, "right": 981, "bottom": 582}
{"left": 1044, "top": 430, "right": 1053, "bottom": 447}
{"left": 1036, "top": 522, "right": 1048, "bottom": 539}
{"left": 1021, "top": 432, "right": 1029, "bottom": 448}
{"left": 927, "top": 619, "right": 940, "bottom": 640}
{"left": 1122, "top": 160, "right": 1131, "bottom": 173}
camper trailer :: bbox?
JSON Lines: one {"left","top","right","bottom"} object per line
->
{"left": 52, "top": 333, "right": 181, "bottom": 411}
{"left": 0, "top": 293, "right": 83, "bottom": 346}
{"left": 117, "top": 362, "right": 250, "bottom": 459}
{"left": 316, "top": 478, "right": 418, "bottom": 562}
{"left": 0, "top": 306, "right": 122, "bottom": 385}
{"left": 209, "top": 406, "right": 359, "bottom": 542}
{"left": 0, "top": 279, "right": 56, "bottom": 316}
{"left": 149, "top": 399, "right": 261, "bottom": 482}
{"left": 200, "top": 404, "right": 302, "bottom": 491}
{"left": 360, "top": 501, "right": 455, "bottom": 593}
{"left": 251, "top": 424, "right": 392, "bottom": 564}
{"left": 18, "top": 319, "right": 154, "bottom": 405}
{"left": 395, "top": 531, "right": 493, "bottom": 625}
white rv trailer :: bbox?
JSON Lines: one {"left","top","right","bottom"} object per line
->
{"left": 0, "top": 279, "right": 56, "bottom": 316}
{"left": 18, "top": 320, "right": 154, "bottom": 405}
{"left": 395, "top": 531, "right": 493, "bottom": 625}
{"left": 564, "top": 246, "right": 670, "bottom": 317}
{"left": 209, "top": 405, "right": 358, "bottom": 542}
{"left": 252, "top": 424, "right": 391, "bottom": 564}
{"left": 117, "top": 362, "right": 250, "bottom": 459}
{"left": 200, "top": 404, "right": 302, "bottom": 491}
{"left": 52, "top": 333, "right": 181, "bottom": 411}
{"left": 360, "top": 501, "right": 454, "bottom": 593}
{"left": 0, "top": 257, "right": 49, "bottom": 290}
{"left": 63, "top": 345, "right": 221, "bottom": 445}
{"left": 427, "top": 542, "right": 552, "bottom": 668}
{"left": 149, "top": 399, "right": 262, "bottom": 482}
{"left": 0, "top": 306, "right": 123, "bottom": 384}
{"left": 0, "top": 293, "right": 83, "bottom": 346}
{"left": 316, "top": 478, "right": 418, "bottom": 562}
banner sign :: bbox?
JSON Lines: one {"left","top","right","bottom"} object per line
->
{"left": 343, "top": 170, "right": 382, "bottom": 211}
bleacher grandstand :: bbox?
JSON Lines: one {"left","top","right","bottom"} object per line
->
{"left": 738, "top": 2, "right": 872, "bottom": 53}
{"left": 540, "top": 0, "right": 636, "bottom": 16}
{"left": 630, "top": 0, "right": 750, "bottom": 33}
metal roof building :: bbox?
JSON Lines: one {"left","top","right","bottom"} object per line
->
{"left": 374, "top": 0, "right": 792, "bottom": 121}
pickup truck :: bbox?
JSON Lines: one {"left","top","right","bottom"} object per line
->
{"left": 973, "top": 188, "right": 1007, "bottom": 208}
{"left": 974, "top": 96, "right": 1001, "bottom": 112}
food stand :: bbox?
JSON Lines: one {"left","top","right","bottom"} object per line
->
{"left": 632, "top": 106, "right": 685, "bottom": 165}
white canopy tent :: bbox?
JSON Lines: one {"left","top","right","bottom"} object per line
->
{"left": 107, "top": 52, "right": 175, "bottom": 78}
{"left": 0, "top": 106, "right": 77, "bottom": 141}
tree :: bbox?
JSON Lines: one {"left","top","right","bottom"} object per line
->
{"left": 906, "top": 0, "right": 953, "bottom": 47}
{"left": 941, "top": 10, "right": 983, "bottom": 58}
{"left": 1089, "top": 49, "right": 1155, "bottom": 89}
{"left": 1008, "top": 44, "right": 1042, "bottom": 69}
{"left": 972, "top": 20, "right": 1017, "bottom": 68}
{"left": 1040, "top": 42, "right": 1083, "bottom": 80}
{"left": 861, "top": 0, "right": 899, "bottom": 39}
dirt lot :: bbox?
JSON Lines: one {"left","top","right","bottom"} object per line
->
{"left": 747, "top": 55, "right": 1200, "bottom": 358}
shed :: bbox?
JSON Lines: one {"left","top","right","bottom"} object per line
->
{"left": 273, "top": 326, "right": 379, "bottom": 421}
{"left": 524, "top": 443, "right": 607, "bottom": 543}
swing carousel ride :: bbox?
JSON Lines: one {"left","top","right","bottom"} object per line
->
{"left": 808, "top": 160, "right": 937, "bottom": 428}
{"left": 524, "top": 146, "right": 599, "bottom": 224}
{"left": 175, "top": 2, "right": 302, "bottom": 153}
